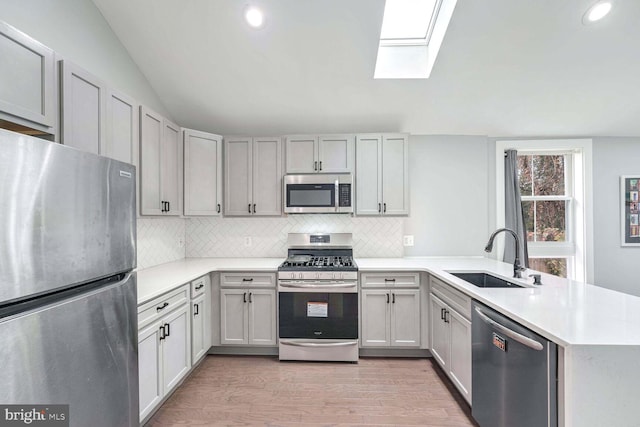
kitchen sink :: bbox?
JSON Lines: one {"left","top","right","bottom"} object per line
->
{"left": 446, "top": 272, "right": 523, "bottom": 288}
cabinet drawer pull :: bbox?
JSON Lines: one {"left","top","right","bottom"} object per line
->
{"left": 314, "top": 161, "right": 318, "bottom": 171}
{"left": 319, "top": 161, "right": 322, "bottom": 171}
{"left": 441, "top": 308, "right": 445, "bottom": 320}
{"left": 253, "top": 204, "right": 256, "bottom": 214}
{"left": 383, "top": 202, "right": 387, "bottom": 213}
{"left": 156, "top": 302, "right": 169, "bottom": 312}
{"left": 165, "top": 323, "right": 171, "bottom": 336}
{"left": 194, "top": 303, "right": 199, "bottom": 316}
{"left": 217, "top": 203, "right": 221, "bottom": 213}
{"left": 242, "top": 278, "right": 254, "bottom": 282}
{"left": 392, "top": 293, "right": 395, "bottom": 304}
{"left": 195, "top": 283, "right": 204, "bottom": 291}
{"left": 384, "top": 278, "right": 396, "bottom": 282}
{"left": 167, "top": 201, "right": 170, "bottom": 212}
{"left": 243, "top": 292, "right": 247, "bottom": 303}
{"left": 248, "top": 292, "right": 253, "bottom": 303}
{"left": 378, "top": 203, "right": 381, "bottom": 213}
{"left": 386, "top": 293, "right": 390, "bottom": 304}
{"left": 159, "top": 325, "right": 165, "bottom": 340}
{"left": 444, "top": 310, "right": 450, "bottom": 323}
{"left": 248, "top": 204, "right": 251, "bottom": 213}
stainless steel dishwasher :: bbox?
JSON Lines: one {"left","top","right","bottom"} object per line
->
{"left": 472, "top": 301, "right": 557, "bottom": 427}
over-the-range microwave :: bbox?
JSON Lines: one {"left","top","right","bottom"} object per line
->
{"left": 283, "top": 173, "right": 353, "bottom": 214}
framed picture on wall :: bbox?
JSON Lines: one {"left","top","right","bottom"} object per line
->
{"left": 621, "top": 175, "right": 640, "bottom": 246}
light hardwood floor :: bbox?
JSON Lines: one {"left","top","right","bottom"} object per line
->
{"left": 147, "top": 356, "right": 479, "bottom": 427}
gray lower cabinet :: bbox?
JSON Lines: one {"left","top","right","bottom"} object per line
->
{"left": 0, "top": 21, "right": 56, "bottom": 134}
{"left": 360, "top": 272, "right": 421, "bottom": 347}
{"left": 138, "top": 284, "right": 191, "bottom": 422}
{"left": 219, "top": 272, "right": 277, "bottom": 346}
{"left": 224, "top": 136, "right": 282, "bottom": 216}
{"left": 190, "top": 275, "right": 212, "bottom": 364}
{"left": 429, "top": 276, "right": 472, "bottom": 404}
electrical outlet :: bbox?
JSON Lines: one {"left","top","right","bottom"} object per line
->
{"left": 178, "top": 238, "right": 185, "bottom": 248}
{"left": 244, "top": 236, "right": 252, "bottom": 247}
{"left": 403, "top": 235, "right": 414, "bottom": 247}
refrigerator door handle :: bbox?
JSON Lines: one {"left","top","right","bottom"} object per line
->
{"left": 474, "top": 307, "right": 544, "bottom": 351}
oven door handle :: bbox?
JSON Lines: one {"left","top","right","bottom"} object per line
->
{"left": 279, "top": 282, "right": 356, "bottom": 289}
{"left": 280, "top": 340, "right": 358, "bottom": 348}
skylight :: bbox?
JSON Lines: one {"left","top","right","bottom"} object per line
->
{"left": 380, "top": 0, "right": 438, "bottom": 41}
{"left": 374, "top": 0, "right": 457, "bottom": 79}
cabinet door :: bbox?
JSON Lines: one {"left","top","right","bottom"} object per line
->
{"left": 220, "top": 289, "right": 248, "bottom": 345}
{"left": 252, "top": 137, "right": 282, "bottom": 216}
{"left": 184, "top": 129, "right": 222, "bottom": 216}
{"left": 161, "top": 304, "right": 191, "bottom": 393}
{"left": 162, "top": 119, "right": 181, "bottom": 216}
{"left": 318, "top": 134, "right": 354, "bottom": 173}
{"left": 382, "top": 134, "right": 409, "bottom": 215}
{"left": 0, "top": 21, "right": 55, "bottom": 131}
{"left": 247, "top": 290, "right": 277, "bottom": 346}
{"left": 60, "top": 60, "right": 106, "bottom": 155}
{"left": 390, "top": 290, "right": 421, "bottom": 347}
{"left": 449, "top": 309, "right": 472, "bottom": 404}
{"left": 356, "top": 134, "right": 383, "bottom": 215}
{"left": 224, "top": 137, "right": 253, "bottom": 216}
{"left": 105, "top": 88, "right": 138, "bottom": 164}
{"left": 138, "top": 320, "right": 162, "bottom": 421}
{"left": 361, "top": 290, "right": 390, "bottom": 347}
{"left": 430, "top": 294, "right": 450, "bottom": 370}
{"left": 139, "top": 106, "right": 163, "bottom": 215}
{"left": 191, "top": 294, "right": 207, "bottom": 364}
{"left": 285, "top": 135, "right": 317, "bottom": 173}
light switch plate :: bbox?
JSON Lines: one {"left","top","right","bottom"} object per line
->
{"left": 403, "top": 235, "right": 414, "bottom": 246}
{"left": 244, "top": 236, "right": 252, "bottom": 247}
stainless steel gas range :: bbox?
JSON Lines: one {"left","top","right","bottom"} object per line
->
{"left": 277, "top": 233, "right": 359, "bottom": 362}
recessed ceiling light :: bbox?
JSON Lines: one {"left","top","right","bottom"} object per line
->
{"left": 583, "top": 1, "right": 612, "bottom": 24}
{"left": 245, "top": 6, "right": 264, "bottom": 28}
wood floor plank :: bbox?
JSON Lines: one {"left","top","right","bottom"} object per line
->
{"left": 146, "top": 356, "right": 479, "bottom": 427}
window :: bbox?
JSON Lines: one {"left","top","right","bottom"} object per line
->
{"left": 495, "top": 140, "right": 593, "bottom": 282}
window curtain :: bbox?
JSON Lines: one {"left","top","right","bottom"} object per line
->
{"left": 504, "top": 149, "right": 529, "bottom": 267}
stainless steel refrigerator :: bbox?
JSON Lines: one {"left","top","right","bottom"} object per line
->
{"left": 0, "top": 129, "right": 138, "bottom": 426}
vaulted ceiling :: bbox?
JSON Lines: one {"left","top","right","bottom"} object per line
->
{"left": 92, "top": 0, "right": 640, "bottom": 137}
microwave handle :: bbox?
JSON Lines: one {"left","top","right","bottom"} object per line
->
{"left": 335, "top": 180, "right": 339, "bottom": 212}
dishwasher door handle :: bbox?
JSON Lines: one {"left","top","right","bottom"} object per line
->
{"left": 474, "top": 306, "right": 544, "bottom": 351}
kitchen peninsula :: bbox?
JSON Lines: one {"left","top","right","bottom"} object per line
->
{"left": 137, "top": 256, "right": 640, "bottom": 427}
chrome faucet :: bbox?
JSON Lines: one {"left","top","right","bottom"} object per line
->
{"left": 485, "top": 228, "right": 526, "bottom": 278}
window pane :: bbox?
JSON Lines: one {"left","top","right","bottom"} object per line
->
{"left": 380, "top": 0, "right": 438, "bottom": 40}
{"left": 529, "top": 258, "right": 567, "bottom": 278}
{"left": 522, "top": 200, "right": 534, "bottom": 242}
{"left": 532, "top": 155, "right": 565, "bottom": 196}
{"left": 535, "top": 200, "right": 566, "bottom": 242}
{"left": 517, "top": 155, "right": 532, "bottom": 196}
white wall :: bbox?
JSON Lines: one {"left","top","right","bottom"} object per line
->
{"left": 0, "top": 0, "right": 171, "bottom": 117}
{"left": 403, "top": 135, "right": 491, "bottom": 256}
{"left": 592, "top": 137, "right": 640, "bottom": 296}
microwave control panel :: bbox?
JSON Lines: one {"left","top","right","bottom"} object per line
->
{"left": 339, "top": 184, "right": 351, "bottom": 207}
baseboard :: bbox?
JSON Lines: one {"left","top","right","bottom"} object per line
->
{"left": 358, "top": 348, "right": 432, "bottom": 358}
{"left": 209, "top": 346, "right": 279, "bottom": 356}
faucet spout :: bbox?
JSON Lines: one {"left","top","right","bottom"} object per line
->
{"left": 485, "top": 228, "right": 525, "bottom": 278}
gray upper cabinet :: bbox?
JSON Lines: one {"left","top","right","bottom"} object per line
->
{"left": 183, "top": 129, "right": 222, "bottom": 216}
{"left": 225, "top": 136, "right": 282, "bottom": 216}
{"left": 139, "top": 105, "right": 182, "bottom": 216}
{"left": 285, "top": 134, "right": 354, "bottom": 174}
{"left": 105, "top": 88, "right": 138, "bottom": 165}
{"left": 356, "top": 133, "right": 409, "bottom": 216}
{"left": 60, "top": 60, "right": 106, "bottom": 155}
{"left": 0, "top": 21, "right": 55, "bottom": 134}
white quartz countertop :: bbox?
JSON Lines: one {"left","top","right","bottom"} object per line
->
{"left": 136, "top": 256, "right": 640, "bottom": 347}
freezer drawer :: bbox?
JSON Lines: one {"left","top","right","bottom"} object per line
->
{"left": 0, "top": 273, "right": 138, "bottom": 427}
{"left": 472, "top": 301, "right": 557, "bottom": 427}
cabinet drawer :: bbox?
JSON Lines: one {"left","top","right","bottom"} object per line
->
{"left": 360, "top": 272, "right": 420, "bottom": 288}
{"left": 430, "top": 276, "right": 471, "bottom": 320}
{"left": 138, "top": 284, "right": 189, "bottom": 328}
{"left": 220, "top": 272, "right": 276, "bottom": 288}
{"left": 191, "top": 275, "right": 207, "bottom": 297}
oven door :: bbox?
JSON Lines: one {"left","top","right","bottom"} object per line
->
{"left": 278, "top": 291, "right": 358, "bottom": 340}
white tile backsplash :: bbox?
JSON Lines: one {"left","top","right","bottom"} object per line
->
{"left": 186, "top": 215, "right": 403, "bottom": 258}
{"left": 137, "top": 218, "right": 186, "bottom": 269}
